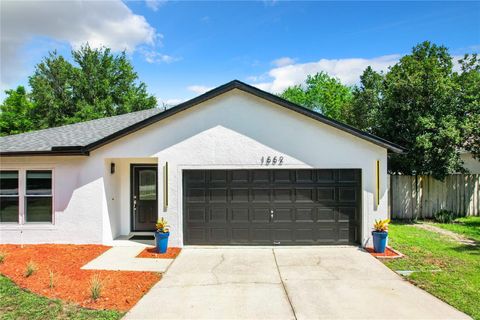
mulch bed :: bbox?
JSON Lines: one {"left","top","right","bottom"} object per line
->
{"left": 365, "top": 246, "right": 404, "bottom": 259}
{"left": 0, "top": 244, "right": 161, "bottom": 312}
{"left": 136, "top": 247, "right": 181, "bottom": 259}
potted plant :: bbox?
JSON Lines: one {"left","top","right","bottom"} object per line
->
{"left": 155, "top": 217, "right": 170, "bottom": 254}
{"left": 372, "top": 218, "right": 390, "bottom": 253}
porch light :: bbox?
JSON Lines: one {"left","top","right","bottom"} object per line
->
{"left": 110, "top": 162, "right": 115, "bottom": 174}
{"left": 376, "top": 160, "right": 380, "bottom": 206}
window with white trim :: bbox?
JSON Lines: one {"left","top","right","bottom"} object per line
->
{"left": 0, "top": 170, "right": 19, "bottom": 223}
{"left": 0, "top": 169, "right": 53, "bottom": 224}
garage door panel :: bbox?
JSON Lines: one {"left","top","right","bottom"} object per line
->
{"left": 253, "top": 208, "right": 270, "bottom": 222}
{"left": 231, "top": 208, "right": 249, "bottom": 222}
{"left": 295, "top": 208, "right": 314, "bottom": 222}
{"left": 209, "top": 188, "right": 227, "bottom": 203}
{"left": 187, "top": 207, "right": 206, "bottom": 222}
{"left": 252, "top": 188, "right": 270, "bottom": 202}
{"left": 187, "top": 188, "right": 205, "bottom": 203}
{"left": 273, "top": 189, "right": 293, "bottom": 202}
{"left": 231, "top": 170, "right": 249, "bottom": 183}
{"left": 317, "top": 187, "right": 335, "bottom": 201}
{"left": 231, "top": 188, "right": 249, "bottom": 202}
{"left": 183, "top": 169, "right": 360, "bottom": 245}
{"left": 317, "top": 207, "right": 336, "bottom": 222}
{"left": 317, "top": 169, "right": 336, "bottom": 183}
{"left": 273, "top": 208, "right": 293, "bottom": 222}
{"left": 338, "top": 187, "right": 357, "bottom": 202}
{"left": 295, "top": 188, "right": 315, "bottom": 202}
{"left": 210, "top": 208, "right": 228, "bottom": 223}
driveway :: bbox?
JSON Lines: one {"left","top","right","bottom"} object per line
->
{"left": 124, "top": 247, "right": 470, "bottom": 320}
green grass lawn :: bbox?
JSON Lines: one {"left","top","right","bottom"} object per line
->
{"left": 0, "top": 275, "right": 123, "bottom": 320}
{"left": 384, "top": 218, "right": 479, "bottom": 320}
{"left": 434, "top": 216, "right": 480, "bottom": 242}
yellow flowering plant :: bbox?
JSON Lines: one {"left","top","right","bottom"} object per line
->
{"left": 373, "top": 218, "right": 390, "bottom": 232}
{"left": 156, "top": 217, "right": 170, "bottom": 233}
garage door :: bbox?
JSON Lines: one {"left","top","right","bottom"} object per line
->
{"left": 183, "top": 169, "right": 361, "bottom": 245}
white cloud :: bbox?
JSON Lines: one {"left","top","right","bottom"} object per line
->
{"left": 145, "top": 0, "right": 167, "bottom": 11}
{"left": 251, "top": 54, "right": 401, "bottom": 93}
{"left": 141, "top": 49, "right": 180, "bottom": 64}
{"left": 272, "top": 57, "right": 295, "bottom": 67}
{"left": 1, "top": 0, "right": 157, "bottom": 88}
{"left": 161, "top": 98, "right": 185, "bottom": 106}
{"left": 188, "top": 85, "right": 214, "bottom": 95}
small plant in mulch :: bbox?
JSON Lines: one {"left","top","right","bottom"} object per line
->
{"left": 24, "top": 261, "right": 37, "bottom": 277}
{"left": 0, "top": 251, "right": 6, "bottom": 264}
{"left": 49, "top": 270, "right": 55, "bottom": 289}
{"left": 89, "top": 274, "right": 102, "bottom": 301}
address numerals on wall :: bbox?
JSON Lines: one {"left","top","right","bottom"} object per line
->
{"left": 261, "top": 156, "right": 284, "bottom": 166}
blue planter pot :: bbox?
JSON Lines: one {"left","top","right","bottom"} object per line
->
{"left": 372, "top": 231, "right": 388, "bottom": 253}
{"left": 155, "top": 231, "right": 170, "bottom": 253}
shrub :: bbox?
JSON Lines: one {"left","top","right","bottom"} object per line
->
{"left": 373, "top": 218, "right": 390, "bottom": 232}
{"left": 0, "top": 251, "right": 6, "bottom": 264}
{"left": 90, "top": 274, "right": 102, "bottom": 301}
{"left": 24, "top": 261, "right": 37, "bottom": 277}
{"left": 434, "top": 210, "right": 455, "bottom": 223}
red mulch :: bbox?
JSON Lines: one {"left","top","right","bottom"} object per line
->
{"left": 0, "top": 244, "right": 161, "bottom": 312}
{"left": 136, "top": 247, "right": 181, "bottom": 259}
{"left": 365, "top": 246, "right": 403, "bottom": 259}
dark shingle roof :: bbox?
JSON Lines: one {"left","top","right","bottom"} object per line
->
{"left": 0, "top": 80, "right": 405, "bottom": 156}
{"left": 0, "top": 108, "right": 162, "bottom": 154}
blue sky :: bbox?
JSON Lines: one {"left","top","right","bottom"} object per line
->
{"left": 1, "top": 1, "right": 479, "bottom": 104}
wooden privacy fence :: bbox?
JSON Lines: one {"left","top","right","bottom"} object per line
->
{"left": 389, "top": 174, "right": 480, "bottom": 219}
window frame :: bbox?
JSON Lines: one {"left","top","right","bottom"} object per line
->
{"left": 0, "top": 168, "right": 54, "bottom": 225}
{"left": 0, "top": 170, "right": 20, "bottom": 224}
{"left": 24, "top": 169, "right": 54, "bottom": 224}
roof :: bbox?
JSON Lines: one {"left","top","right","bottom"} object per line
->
{"left": 0, "top": 80, "right": 405, "bottom": 156}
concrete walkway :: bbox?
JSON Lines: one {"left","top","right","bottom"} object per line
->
{"left": 124, "top": 246, "right": 471, "bottom": 320}
{"left": 82, "top": 246, "right": 173, "bottom": 272}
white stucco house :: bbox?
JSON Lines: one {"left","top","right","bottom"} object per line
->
{"left": 0, "top": 80, "right": 404, "bottom": 247}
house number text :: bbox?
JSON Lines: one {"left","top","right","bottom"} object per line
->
{"left": 261, "top": 156, "right": 284, "bottom": 165}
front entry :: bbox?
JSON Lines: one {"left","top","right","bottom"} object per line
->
{"left": 131, "top": 164, "right": 158, "bottom": 231}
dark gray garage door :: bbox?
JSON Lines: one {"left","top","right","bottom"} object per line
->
{"left": 183, "top": 169, "right": 361, "bottom": 245}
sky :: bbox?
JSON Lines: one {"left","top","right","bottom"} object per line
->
{"left": 1, "top": 1, "right": 479, "bottom": 105}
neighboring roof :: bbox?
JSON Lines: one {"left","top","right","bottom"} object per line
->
{"left": 0, "top": 80, "right": 405, "bottom": 156}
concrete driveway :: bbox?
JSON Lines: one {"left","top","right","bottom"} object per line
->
{"left": 124, "top": 247, "right": 470, "bottom": 320}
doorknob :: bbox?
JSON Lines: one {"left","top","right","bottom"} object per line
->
{"left": 270, "top": 210, "right": 274, "bottom": 219}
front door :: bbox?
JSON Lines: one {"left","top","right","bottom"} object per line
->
{"left": 131, "top": 164, "right": 158, "bottom": 231}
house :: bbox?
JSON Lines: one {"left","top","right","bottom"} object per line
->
{"left": 0, "top": 80, "right": 403, "bottom": 247}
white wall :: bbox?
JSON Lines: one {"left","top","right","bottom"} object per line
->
{"left": 1, "top": 89, "right": 389, "bottom": 246}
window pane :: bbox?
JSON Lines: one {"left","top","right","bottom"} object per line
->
{"left": 139, "top": 170, "right": 156, "bottom": 200}
{"left": 0, "top": 171, "right": 19, "bottom": 195}
{"left": 26, "top": 170, "right": 52, "bottom": 195}
{"left": 0, "top": 197, "right": 19, "bottom": 222}
{"left": 25, "top": 197, "right": 52, "bottom": 222}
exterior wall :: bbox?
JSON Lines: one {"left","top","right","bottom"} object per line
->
{"left": 461, "top": 153, "right": 480, "bottom": 174}
{"left": 0, "top": 89, "right": 389, "bottom": 246}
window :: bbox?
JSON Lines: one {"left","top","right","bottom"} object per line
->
{"left": 25, "top": 170, "right": 53, "bottom": 222}
{"left": 0, "top": 171, "right": 19, "bottom": 223}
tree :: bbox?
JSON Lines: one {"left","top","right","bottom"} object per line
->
{"left": 26, "top": 44, "right": 157, "bottom": 129}
{"left": 375, "top": 41, "right": 463, "bottom": 180}
{"left": 454, "top": 54, "right": 480, "bottom": 160}
{"left": 350, "top": 67, "right": 384, "bottom": 131}
{"left": 280, "top": 72, "right": 353, "bottom": 123}
{"left": 0, "top": 86, "right": 35, "bottom": 136}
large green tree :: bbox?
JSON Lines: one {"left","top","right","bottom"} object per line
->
{"left": 375, "top": 41, "right": 463, "bottom": 179}
{"left": 454, "top": 54, "right": 480, "bottom": 160}
{"left": 349, "top": 67, "right": 384, "bottom": 131}
{"left": 280, "top": 72, "right": 353, "bottom": 123}
{"left": 1, "top": 44, "right": 157, "bottom": 135}
{"left": 0, "top": 86, "right": 35, "bottom": 136}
